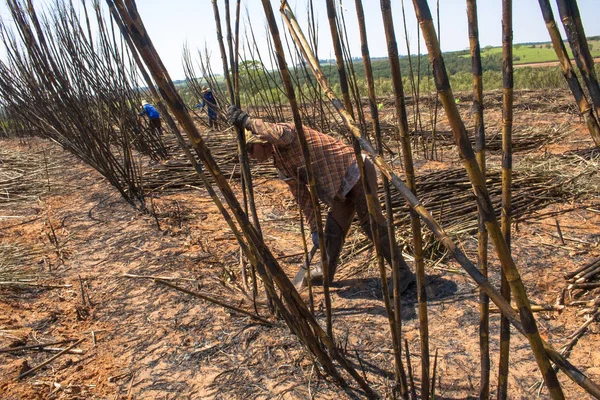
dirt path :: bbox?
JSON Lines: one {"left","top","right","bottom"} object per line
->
{"left": 1, "top": 89, "right": 599, "bottom": 399}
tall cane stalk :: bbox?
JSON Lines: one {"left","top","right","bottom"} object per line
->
{"left": 355, "top": 0, "right": 405, "bottom": 386}
{"left": 400, "top": 0, "right": 422, "bottom": 144}
{"left": 466, "top": 1, "right": 489, "bottom": 398}
{"left": 498, "top": 1, "right": 513, "bottom": 398}
{"left": 211, "top": 0, "right": 272, "bottom": 311}
{"left": 353, "top": 4, "right": 413, "bottom": 396}
{"left": 537, "top": 0, "right": 600, "bottom": 148}
{"left": 259, "top": 0, "right": 333, "bottom": 339}
{"left": 410, "top": 1, "right": 565, "bottom": 398}
{"left": 319, "top": 1, "right": 408, "bottom": 395}
{"left": 324, "top": 0, "right": 354, "bottom": 119}
{"left": 556, "top": 0, "right": 600, "bottom": 117}
{"left": 379, "top": 1, "right": 429, "bottom": 398}
{"left": 209, "top": 0, "right": 261, "bottom": 235}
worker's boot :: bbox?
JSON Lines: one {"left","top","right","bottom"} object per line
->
{"left": 298, "top": 257, "right": 324, "bottom": 289}
{"left": 299, "top": 217, "right": 344, "bottom": 288}
{"left": 388, "top": 256, "right": 415, "bottom": 296}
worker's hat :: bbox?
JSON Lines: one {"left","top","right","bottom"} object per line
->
{"left": 201, "top": 86, "right": 209, "bottom": 92}
{"left": 141, "top": 100, "right": 149, "bottom": 106}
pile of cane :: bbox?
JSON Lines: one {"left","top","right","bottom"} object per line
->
{"left": 566, "top": 257, "right": 600, "bottom": 293}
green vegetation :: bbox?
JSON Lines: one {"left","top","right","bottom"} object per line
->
{"left": 178, "top": 38, "right": 600, "bottom": 104}
{"left": 463, "top": 38, "right": 600, "bottom": 65}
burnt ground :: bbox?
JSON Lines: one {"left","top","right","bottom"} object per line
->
{"left": 0, "top": 89, "right": 599, "bottom": 399}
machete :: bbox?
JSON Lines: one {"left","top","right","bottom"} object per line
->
{"left": 291, "top": 245, "right": 319, "bottom": 288}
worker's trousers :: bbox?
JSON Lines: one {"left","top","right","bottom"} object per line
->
{"left": 324, "top": 158, "right": 412, "bottom": 285}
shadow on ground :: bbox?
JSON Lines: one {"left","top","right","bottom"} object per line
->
{"left": 331, "top": 274, "right": 459, "bottom": 321}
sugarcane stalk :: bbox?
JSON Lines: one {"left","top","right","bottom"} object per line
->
{"left": 210, "top": 0, "right": 261, "bottom": 235}
{"left": 430, "top": 348, "right": 438, "bottom": 400}
{"left": 358, "top": 135, "right": 406, "bottom": 396}
{"left": 400, "top": 0, "right": 422, "bottom": 140}
{"left": 379, "top": 1, "right": 428, "bottom": 397}
{"left": 325, "top": 1, "right": 409, "bottom": 392}
{"left": 230, "top": 0, "right": 257, "bottom": 304}
{"left": 490, "top": 304, "right": 565, "bottom": 313}
{"left": 324, "top": 0, "right": 354, "bottom": 119}
{"left": 233, "top": 0, "right": 241, "bottom": 107}
{"left": 404, "top": 339, "right": 418, "bottom": 400}
{"left": 18, "top": 337, "right": 86, "bottom": 379}
{"left": 428, "top": 0, "right": 441, "bottom": 162}
{"left": 576, "top": 265, "right": 600, "bottom": 282}
{"left": 466, "top": 1, "right": 490, "bottom": 398}
{"left": 536, "top": 0, "right": 600, "bottom": 148}
{"left": 565, "top": 257, "right": 600, "bottom": 280}
{"left": 498, "top": 1, "right": 514, "bottom": 398}
{"left": 297, "top": 189, "right": 315, "bottom": 315}
{"left": 556, "top": 0, "right": 600, "bottom": 118}
{"left": 212, "top": 0, "right": 273, "bottom": 311}
{"left": 572, "top": 282, "right": 600, "bottom": 289}
{"left": 210, "top": 0, "right": 255, "bottom": 226}
{"left": 155, "top": 278, "right": 272, "bottom": 325}
{"left": 352, "top": 6, "right": 410, "bottom": 389}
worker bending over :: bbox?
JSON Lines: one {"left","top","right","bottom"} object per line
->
{"left": 227, "top": 105, "right": 415, "bottom": 294}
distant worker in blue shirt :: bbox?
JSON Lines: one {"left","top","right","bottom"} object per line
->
{"left": 198, "top": 86, "right": 219, "bottom": 130}
{"left": 139, "top": 100, "right": 163, "bottom": 136}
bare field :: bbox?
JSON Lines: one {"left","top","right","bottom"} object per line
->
{"left": 1, "top": 89, "right": 599, "bottom": 399}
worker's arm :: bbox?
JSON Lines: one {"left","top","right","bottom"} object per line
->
{"left": 227, "top": 106, "right": 296, "bottom": 146}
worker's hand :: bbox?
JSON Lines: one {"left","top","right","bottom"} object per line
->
{"left": 227, "top": 105, "right": 251, "bottom": 129}
{"left": 311, "top": 232, "right": 319, "bottom": 248}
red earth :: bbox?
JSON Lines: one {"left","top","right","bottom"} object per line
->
{"left": 1, "top": 88, "right": 599, "bottom": 399}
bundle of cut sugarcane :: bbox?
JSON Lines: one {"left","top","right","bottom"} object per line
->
{"left": 566, "top": 257, "right": 600, "bottom": 291}
{"left": 466, "top": 89, "right": 579, "bottom": 116}
{"left": 142, "top": 131, "right": 277, "bottom": 192}
{"left": 375, "top": 123, "right": 567, "bottom": 153}
{"left": 0, "top": 146, "right": 63, "bottom": 210}
{"left": 0, "top": 242, "right": 50, "bottom": 290}
{"left": 345, "top": 150, "right": 599, "bottom": 261}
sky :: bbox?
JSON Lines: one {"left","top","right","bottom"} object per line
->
{"left": 0, "top": 0, "right": 599, "bottom": 81}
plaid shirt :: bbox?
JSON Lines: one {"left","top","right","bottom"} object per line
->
{"left": 249, "top": 119, "right": 357, "bottom": 232}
